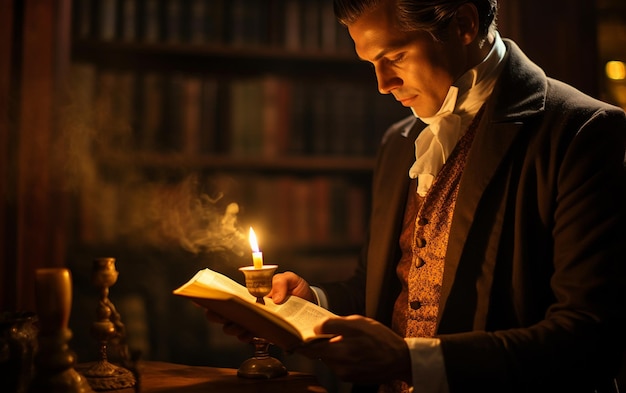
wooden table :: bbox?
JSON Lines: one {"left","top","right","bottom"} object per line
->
{"left": 76, "top": 361, "right": 328, "bottom": 393}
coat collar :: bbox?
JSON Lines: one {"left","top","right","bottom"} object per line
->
{"left": 489, "top": 39, "right": 547, "bottom": 122}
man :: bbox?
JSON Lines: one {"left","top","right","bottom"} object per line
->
{"left": 217, "top": 1, "right": 626, "bottom": 392}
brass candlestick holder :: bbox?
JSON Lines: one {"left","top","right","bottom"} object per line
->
{"left": 237, "top": 265, "right": 288, "bottom": 379}
{"left": 82, "top": 258, "right": 135, "bottom": 391}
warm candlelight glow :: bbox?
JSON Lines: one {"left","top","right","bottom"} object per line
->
{"left": 249, "top": 227, "right": 263, "bottom": 269}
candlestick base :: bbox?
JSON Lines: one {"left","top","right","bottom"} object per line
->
{"left": 237, "top": 338, "right": 288, "bottom": 379}
{"left": 82, "top": 360, "right": 136, "bottom": 391}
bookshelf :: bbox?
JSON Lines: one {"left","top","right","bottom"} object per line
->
{"left": 68, "top": 0, "right": 410, "bottom": 277}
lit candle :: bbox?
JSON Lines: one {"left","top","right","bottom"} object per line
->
{"left": 249, "top": 227, "right": 263, "bottom": 269}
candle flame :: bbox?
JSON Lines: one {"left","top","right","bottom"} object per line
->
{"left": 249, "top": 227, "right": 260, "bottom": 252}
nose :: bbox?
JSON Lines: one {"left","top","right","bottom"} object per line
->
{"left": 375, "top": 65, "right": 402, "bottom": 94}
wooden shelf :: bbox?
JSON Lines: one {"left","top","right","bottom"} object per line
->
{"left": 98, "top": 151, "right": 376, "bottom": 174}
{"left": 71, "top": 40, "right": 375, "bottom": 81}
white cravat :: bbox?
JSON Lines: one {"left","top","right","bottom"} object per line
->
{"left": 408, "top": 33, "right": 506, "bottom": 196}
{"left": 408, "top": 87, "right": 462, "bottom": 196}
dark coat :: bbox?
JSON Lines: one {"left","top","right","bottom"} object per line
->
{"left": 323, "top": 39, "right": 626, "bottom": 392}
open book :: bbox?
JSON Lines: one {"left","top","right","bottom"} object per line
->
{"left": 173, "top": 268, "right": 337, "bottom": 351}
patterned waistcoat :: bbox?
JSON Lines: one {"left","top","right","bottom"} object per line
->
{"left": 379, "top": 107, "right": 485, "bottom": 393}
{"left": 393, "top": 106, "right": 484, "bottom": 338}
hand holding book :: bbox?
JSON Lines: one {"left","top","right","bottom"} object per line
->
{"left": 268, "top": 271, "right": 319, "bottom": 305}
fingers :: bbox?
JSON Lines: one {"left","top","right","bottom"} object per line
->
{"left": 223, "top": 322, "right": 254, "bottom": 343}
{"left": 314, "top": 314, "right": 373, "bottom": 335}
{"left": 303, "top": 315, "right": 412, "bottom": 384}
{"left": 205, "top": 310, "right": 253, "bottom": 343}
{"left": 268, "top": 271, "right": 315, "bottom": 304}
{"left": 268, "top": 273, "right": 290, "bottom": 303}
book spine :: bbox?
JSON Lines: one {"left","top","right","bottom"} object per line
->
{"left": 310, "top": 85, "right": 329, "bottom": 155}
{"left": 320, "top": 1, "right": 337, "bottom": 52}
{"left": 164, "top": 0, "right": 183, "bottom": 43}
{"left": 199, "top": 77, "right": 219, "bottom": 154}
{"left": 137, "top": 72, "right": 163, "bottom": 151}
{"left": 229, "top": 79, "right": 248, "bottom": 157}
{"left": 301, "top": 1, "right": 320, "bottom": 51}
{"left": 141, "top": 0, "right": 161, "bottom": 43}
{"left": 284, "top": 0, "right": 301, "bottom": 51}
{"left": 206, "top": 0, "right": 226, "bottom": 44}
{"left": 161, "top": 73, "right": 184, "bottom": 152}
{"left": 181, "top": 75, "right": 202, "bottom": 155}
{"left": 261, "top": 76, "right": 292, "bottom": 157}
{"left": 187, "top": 0, "right": 207, "bottom": 44}
{"left": 120, "top": 0, "right": 138, "bottom": 41}
{"left": 311, "top": 176, "right": 331, "bottom": 244}
{"left": 98, "top": 0, "right": 118, "bottom": 40}
{"left": 73, "top": 0, "right": 95, "bottom": 39}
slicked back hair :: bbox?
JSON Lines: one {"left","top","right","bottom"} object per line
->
{"left": 333, "top": 0, "right": 497, "bottom": 42}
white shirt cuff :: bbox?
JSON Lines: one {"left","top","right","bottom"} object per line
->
{"left": 310, "top": 286, "right": 329, "bottom": 309}
{"left": 405, "top": 337, "right": 449, "bottom": 393}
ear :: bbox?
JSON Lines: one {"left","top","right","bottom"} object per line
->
{"left": 454, "top": 3, "right": 480, "bottom": 45}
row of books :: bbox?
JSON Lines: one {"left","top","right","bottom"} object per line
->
{"left": 242, "top": 175, "right": 368, "bottom": 247}
{"left": 73, "top": 64, "right": 409, "bottom": 157}
{"left": 78, "top": 172, "right": 369, "bottom": 249}
{"left": 73, "top": 0, "right": 354, "bottom": 53}
{"left": 228, "top": 75, "right": 403, "bottom": 157}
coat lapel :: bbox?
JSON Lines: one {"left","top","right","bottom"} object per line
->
{"left": 366, "top": 119, "right": 424, "bottom": 318}
{"left": 437, "top": 39, "right": 547, "bottom": 330}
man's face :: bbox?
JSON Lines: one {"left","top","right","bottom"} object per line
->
{"left": 348, "top": 2, "right": 467, "bottom": 118}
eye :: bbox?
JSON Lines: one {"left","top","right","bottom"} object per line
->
{"left": 388, "top": 53, "right": 405, "bottom": 65}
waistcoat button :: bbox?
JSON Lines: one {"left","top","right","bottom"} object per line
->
{"left": 410, "top": 300, "right": 422, "bottom": 310}
{"left": 417, "top": 217, "right": 429, "bottom": 226}
{"left": 415, "top": 238, "right": 426, "bottom": 248}
{"left": 415, "top": 257, "right": 425, "bottom": 268}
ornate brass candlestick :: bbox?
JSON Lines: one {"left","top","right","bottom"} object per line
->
{"left": 237, "top": 265, "right": 288, "bottom": 379}
{"left": 30, "top": 268, "right": 94, "bottom": 393}
{"left": 82, "top": 258, "right": 135, "bottom": 391}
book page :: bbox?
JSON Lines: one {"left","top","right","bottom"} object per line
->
{"left": 193, "top": 268, "right": 255, "bottom": 300}
{"left": 263, "top": 295, "right": 336, "bottom": 340}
